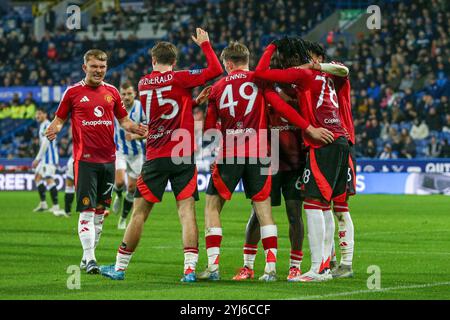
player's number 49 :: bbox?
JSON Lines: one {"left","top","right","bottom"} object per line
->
{"left": 219, "top": 82, "right": 258, "bottom": 117}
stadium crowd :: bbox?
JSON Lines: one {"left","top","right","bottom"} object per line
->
{"left": 0, "top": 0, "right": 449, "bottom": 159}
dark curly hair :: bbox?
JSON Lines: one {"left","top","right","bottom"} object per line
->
{"left": 275, "top": 37, "right": 311, "bottom": 68}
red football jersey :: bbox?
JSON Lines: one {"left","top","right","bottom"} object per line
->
{"left": 205, "top": 70, "right": 269, "bottom": 159}
{"left": 138, "top": 41, "right": 222, "bottom": 161}
{"left": 333, "top": 75, "right": 354, "bottom": 145}
{"left": 268, "top": 101, "right": 305, "bottom": 171}
{"left": 255, "top": 67, "right": 347, "bottom": 148}
{"left": 56, "top": 79, "right": 128, "bottom": 163}
{"left": 205, "top": 69, "right": 311, "bottom": 160}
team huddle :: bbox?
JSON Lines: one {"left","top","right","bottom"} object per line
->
{"left": 41, "top": 28, "right": 355, "bottom": 283}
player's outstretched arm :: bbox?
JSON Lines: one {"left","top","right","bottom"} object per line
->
{"left": 298, "top": 61, "right": 349, "bottom": 77}
{"left": 254, "top": 67, "right": 308, "bottom": 85}
{"left": 264, "top": 89, "right": 334, "bottom": 144}
{"left": 45, "top": 116, "right": 65, "bottom": 141}
{"left": 118, "top": 116, "right": 147, "bottom": 137}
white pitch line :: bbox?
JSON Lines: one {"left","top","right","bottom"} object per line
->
{"left": 288, "top": 281, "right": 450, "bottom": 300}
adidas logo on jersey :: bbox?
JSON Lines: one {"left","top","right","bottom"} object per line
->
{"left": 80, "top": 96, "right": 90, "bottom": 102}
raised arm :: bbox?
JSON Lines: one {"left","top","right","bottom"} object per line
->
{"left": 255, "top": 43, "right": 276, "bottom": 71}
{"left": 179, "top": 28, "right": 223, "bottom": 88}
{"left": 264, "top": 89, "right": 334, "bottom": 144}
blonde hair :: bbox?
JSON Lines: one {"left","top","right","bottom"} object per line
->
{"left": 83, "top": 49, "right": 108, "bottom": 64}
{"left": 220, "top": 41, "right": 250, "bottom": 65}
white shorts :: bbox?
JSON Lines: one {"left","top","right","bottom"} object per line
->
{"left": 36, "top": 163, "right": 57, "bottom": 179}
{"left": 115, "top": 153, "right": 144, "bottom": 180}
{"left": 66, "top": 156, "right": 74, "bottom": 180}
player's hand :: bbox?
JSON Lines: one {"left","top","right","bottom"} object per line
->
{"left": 125, "top": 133, "right": 133, "bottom": 141}
{"left": 132, "top": 123, "right": 147, "bottom": 137}
{"left": 210, "top": 162, "right": 216, "bottom": 173}
{"left": 32, "top": 159, "right": 39, "bottom": 169}
{"left": 191, "top": 28, "right": 209, "bottom": 46}
{"left": 305, "top": 125, "right": 334, "bottom": 144}
{"left": 45, "top": 123, "right": 60, "bottom": 141}
{"left": 195, "top": 86, "right": 212, "bottom": 105}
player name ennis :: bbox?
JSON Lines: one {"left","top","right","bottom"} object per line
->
{"left": 139, "top": 73, "right": 173, "bottom": 85}
{"left": 179, "top": 304, "right": 271, "bottom": 317}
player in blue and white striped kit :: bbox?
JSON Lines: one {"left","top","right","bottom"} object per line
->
{"left": 32, "top": 108, "right": 63, "bottom": 215}
{"left": 113, "top": 81, "right": 146, "bottom": 229}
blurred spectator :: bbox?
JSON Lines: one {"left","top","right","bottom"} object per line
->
{"left": 440, "top": 139, "right": 450, "bottom": 158}
{"left": 400, "top": 136, "right": 417, "bottom": 159}
{"left": 426, "top": 136, "right": 442, "bottom": 157}
{"left": 23, "top": 97, "right": 36, "bottom": 119}
{"left": 426, "top": 107, "right": 442, "bottom": 132}
{"left": 379, "top": 144, "right": 397, "bottom": 159}
{"left": 364, "top": 139, "right": 377, "bottom": 158}
{"left": 9, "top": 94, "right": 25, "bottom": 119}
{"left": 443, "top": 114, "right": 450, "bottom": 133}
{"left": 0, "top": 102, "right": 10, "bottom": 119}
{"left": 410, "top": 119, "right": 430, "bottom": 140}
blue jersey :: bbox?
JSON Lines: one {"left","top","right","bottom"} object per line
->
{"left": 37, "top": 119, "right": 59, "bottom": 165}
{"left": 114, "top": 100, "right": 146, "bottom": 156}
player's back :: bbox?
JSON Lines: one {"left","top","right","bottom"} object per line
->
{"left": 138, "top": 71, "right": 196, "bottom": 161}
{"left": 294, "top": 69, "right": 347, "bottom": 148}
{"left": 207, "top": 70, "right": 268, "bottom": 159}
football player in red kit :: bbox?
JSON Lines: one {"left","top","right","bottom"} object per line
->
{"left": 46, "top": 49, "right": 147, "bottom": 274}
{"left": 254, "top": 38, "right": 350, "bottom": 282}
{"left": 198, "top": 41, "right": 334, "bottom": 282}
{"left": 100, "top": 28, "right": 223, "bottom": 282}
{"left": 305, "top": 42, "right": 355, "bottom": 278}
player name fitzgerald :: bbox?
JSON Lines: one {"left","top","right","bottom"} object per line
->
{"left": 139, "top": 73, "right": 173, "bottom": 85}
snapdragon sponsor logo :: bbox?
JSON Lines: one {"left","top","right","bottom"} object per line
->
{"left": 81, "top": 119, "right": 113, "bottom": 126}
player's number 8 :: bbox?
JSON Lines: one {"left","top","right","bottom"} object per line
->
{"left": 219, "top": 82, "right": 258, "bottom": 117}
{"left": 302, "top": 169, "right": 311, "bottom": 184}
{"left": 140, "top": 85, "right": 179, "bottom": 121}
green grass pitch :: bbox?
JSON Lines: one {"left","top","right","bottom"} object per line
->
{"left": 0, "top": 191, "right": 449, "bottom": 300}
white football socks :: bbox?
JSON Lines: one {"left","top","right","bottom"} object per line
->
{"left": 261, "top": 225, "right": 277, "bottom": 274}
{"left": 323, "top": 206, "right": 336, "bottom": 269}
{"left": 334, "top": 202, "right": 354, "bottom": 266}
{"left": 78, "top": 210, "right": 96, "bottom": 262}
{"left": 304, "top": 201, "right": 325, "bottom": 273}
